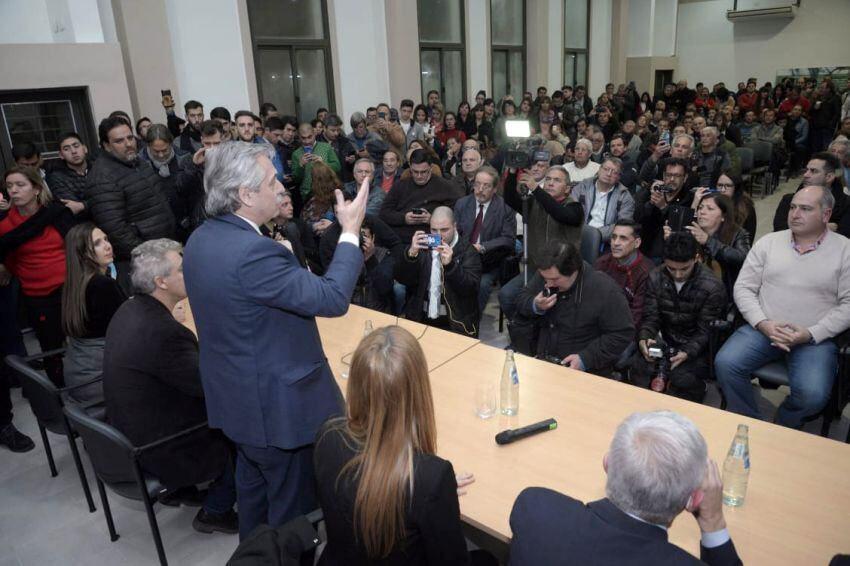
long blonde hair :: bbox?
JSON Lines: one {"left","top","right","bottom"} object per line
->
{"left": 335, "top": 326, "right": 437, "bottom": 558}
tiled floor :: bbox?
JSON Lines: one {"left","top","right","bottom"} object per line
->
{"left": 2, "top": 175, "right": 847, "bottom": 566}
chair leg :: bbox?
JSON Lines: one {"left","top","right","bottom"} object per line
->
{"left": 64, "top": 420, "right": 96, "bottom": 512}
{"left": 140, "top": 487, "right": 168, "bottom": 566}
{"left": 39, "top": 424, "right": 58, "bottom": 477}
{"left": 96, "top": 478, "right": 120, "bottom": 542}
{"left": 498, "top": 309, "right": 504, "bottom": 333}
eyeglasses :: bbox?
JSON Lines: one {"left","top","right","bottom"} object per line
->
{"left": 716, "top": 183, "right": 734, "bottom": 189}
{"left": 663, "top": 172, "right": 685, "bottom": 179}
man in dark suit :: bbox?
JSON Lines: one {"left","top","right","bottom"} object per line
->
{"left": 183, "top": 141, "right": 368, "bottom": 540}
{"left": 453, "top": 165, "right": 517, "bottom": 314}
{"left": 509, "top": 410, "right": 742, "bottom": 566}
{"left": 103, "top": 238, "right": 237, "bottom": 534}
{"left": 395, "top": 206, "right": 482, "bottom": 337}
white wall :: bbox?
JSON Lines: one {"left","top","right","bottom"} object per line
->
{"left": 466, "top": 0, "right": 490, "bottom": 97}
{"left": 164, "top": 0, "right": 253, "bottom": 114}
{"left": 330, "top": 0, "right": 391, "bottom": 123}
{"left": 68, "top": 0, "right": 105, "bottom": 42}
{"left": 0, "top": 0, "right": 53, "bottom": 43}
{"left": 677, "top": 0, "right": 850, "bottom": 86}
{"left": 588, "top": 0, "right": 612, "bottom": 95}
{"left": 652, "top": 0, "right": 677, "bottom": 57}
{"left": 546, "top": 0, "right": 563, "bottom": 90}
{"left": 627, "top": 0, "right": 652, "bottom": 57}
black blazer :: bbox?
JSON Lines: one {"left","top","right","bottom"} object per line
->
{"left": 509, "top": 488, "right": 742, "bottom": 566}
{"left": 103, "top": 294, "right": 231, "bottom": 488}
{"left": 453, "top": 194, "right": 517, "bottom": 272}
{"left": 394, "top": 235, "right": 482, "bottom": 337}
{"left": 313, "top": 422, "right": 469, "bottom": 566}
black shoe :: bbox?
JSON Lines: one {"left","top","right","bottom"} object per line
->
{"left": 192, "top": 508, "right": 239, "bottom": 534}
{"left": 0, "top": 423, "right": 35, "bottom": 453}
{"left": 158, "top": 485, "right": 207, "bottom": 507}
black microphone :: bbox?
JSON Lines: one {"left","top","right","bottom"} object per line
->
{"left": 495, "top": 418, "right": 558, "bottom": 445}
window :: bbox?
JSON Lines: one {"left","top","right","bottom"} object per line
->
{"left": 563, "top": 0, "right": 589, "bottom": 88}
{"left": 0, "top": 88, "right": 95, "bottom": 170}
{"left": 491, "top": 0, "right": 526, "bottom": 102}
{"left": 247, "top": 0, "right": 335, "bottom": 121}
{"left": 417, "top": 0, "right": 466, "bottom": 113}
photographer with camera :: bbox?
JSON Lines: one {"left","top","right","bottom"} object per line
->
{"left": 499, "top": 155, "right": 584, "bottom": 321}
{"left": 512, "top": 239, "right": 633, "bottom": 376}
{"left": 395, "top": 206, "right": 481, "bottom": 337}
{"left": 634, "top": 157, "right": 695, "bottom": 262}
{"left": 630, "top": 232, "right": 727, "bottom": 402}
{"left": 638, "top": 133, "right": 696, "bottom": 188}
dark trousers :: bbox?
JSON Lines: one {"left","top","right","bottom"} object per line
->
{"left": 23, "top": 288, "right": 65, "bottom": 387}
{"left": 0, "top": 280, "right": 27, "bottom": 427}
{"left": 202, "top": 453, "right": 238, "bottom": 515}
{"left": 235, "top": 443, "right": 317, "bottom": 541}
{"left": 630, "top": 352, "right": 709, "bottom": 403}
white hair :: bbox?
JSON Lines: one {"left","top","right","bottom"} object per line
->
{"left": 672, "top": 133, "right": 695, "bottom": 148}
{"left": 130, "top": 239, "right": 183, "bottom": 294}
{"left": 203, "top": 141, "right": 274, "bottom": 217}
{"left": 574, "top": 138, "right": 593, "bottom": 152}
{"left": 606, "top": 411, "right": 707, "bottom": 526}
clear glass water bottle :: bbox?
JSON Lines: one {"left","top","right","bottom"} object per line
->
{"left": 500, "top": 350, "right": 519, "bottom": 416}
{"left": 722, "top": 424, "right": 750, "bottom": 507}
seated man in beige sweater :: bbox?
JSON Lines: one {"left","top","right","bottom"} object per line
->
{"left": 715, "top": 186, "right": 850, "bottom": 429}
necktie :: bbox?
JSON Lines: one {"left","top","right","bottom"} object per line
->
{"left": 470, "top": 204, "right": 484, "bottom": 245}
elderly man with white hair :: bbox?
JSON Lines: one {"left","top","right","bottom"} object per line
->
{"left": 183, "top": 141, "right": 369, "bottom": 539}
{"left": 564, "top": 138, "right": 600, "bottom": 184}
{"left": 509, "top": 410, "right": 742, "bottom": 565}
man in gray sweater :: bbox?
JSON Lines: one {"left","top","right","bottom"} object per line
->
{"left": 715, "top": 186, "right": 850, "bottom": 429}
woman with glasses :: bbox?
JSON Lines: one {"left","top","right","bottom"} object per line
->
{"left": 691, "top": 172, "right": 756, "bottom": 240}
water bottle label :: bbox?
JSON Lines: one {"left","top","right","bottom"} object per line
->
{"left": 510, "top": 366, "right": 519, "bottom": 385}
{"left": 732, "top": 443, "right": 746, "bottom": 459}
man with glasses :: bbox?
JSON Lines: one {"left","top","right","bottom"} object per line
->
{"left": 571, "top": 157, "right": 635, "bottom": 246}
{"left": 634, "top": 157, "right": 695, "bottom": 262}
{"left": 379, "top": 149, "right": 464, "bottom": 242}
{"left": 454, "top": 166, "right": 517, "bottom": 314}
{"left": 638, "top": 133, "right": 696, "bottom": 189}
{"left": 290, "top": 122, "right": 341, "bottom": 203}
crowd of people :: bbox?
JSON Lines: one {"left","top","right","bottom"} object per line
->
{"left": 2, "top": 74, "right": 850, "bottom": 564}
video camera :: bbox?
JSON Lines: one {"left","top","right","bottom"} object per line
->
{"left": 505, "top": 138, "right": 549, "bottom": 169}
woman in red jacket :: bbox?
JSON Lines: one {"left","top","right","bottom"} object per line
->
{"left": 0, "top": 166, "right": 75, "bottom": 385}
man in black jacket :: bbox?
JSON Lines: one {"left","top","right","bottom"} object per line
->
{"left": 634, "top": 157, "right": 695, "bottom": 262}
{"left": 379, "top": 149, "right": 464, "bottom": 242}
{"left": 395, "top": 206, "right": 481, "bottom": 337}
{"left": 513, "top": 239, "right": 634, "bottom": 376}
{"left": 103, "top": 239, "right": 237, "bottom": 534}
{"left": 510, "top": 410, "right": 742, "bottom": 566}
{"left": 46, "top": 132, "right": 90, "bottom": 217}
{"left": 631, "top": 232, "right": 727, "bottom": 402}
{"left": 85, "top": 116, "right": 175, "bottom": 292}
{"left": 174, "top": 99, "right": 204, "bottom": 153}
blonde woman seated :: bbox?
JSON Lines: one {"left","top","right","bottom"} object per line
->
{"left": 314, "top": 326, "right": 492, "bottom": 565}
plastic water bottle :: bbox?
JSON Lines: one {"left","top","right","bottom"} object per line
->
{"left": 500, "top": 350, "right": 519, "bottom": 416}
{"left": 722, "top": 424, "right": 750, "bottom": 507}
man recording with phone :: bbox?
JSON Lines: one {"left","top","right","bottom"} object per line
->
{"left": 512, "top": 239, "right": 633, "bottom": 376}
{"left": 379, "top": 149, "right": 464, "bottom": 242}
{"left": 499, "top": 154, "right": 584, "bottom": 321}
{"left": 634, "top": 157, "right": 695, "bottom": 262}
{"left": 638, "top": 133, "right": 696, "bottom": 189}
{"left": 395, "top": 206, "right": 481, "bottom": 336}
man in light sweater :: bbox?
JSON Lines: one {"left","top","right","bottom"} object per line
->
{"left": 715, "top": 186, "right": 850, "bottom": 429}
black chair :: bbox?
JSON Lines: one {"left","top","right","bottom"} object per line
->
{"left": 744, "top": 141, "right": 772, "bottom": 198}
{"left": 63, "top": 402, "right": 209, "bottom": 566}
{"left": 4, "top": 350, "right": 101, "bottom": 513}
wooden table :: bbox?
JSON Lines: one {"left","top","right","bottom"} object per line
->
{"left": 430, "top": 342, "right": 850, "bottom": 566}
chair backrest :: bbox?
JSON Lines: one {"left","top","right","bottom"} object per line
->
{"left": 5, "top": 355, "right": 65, "bottom": 431}
{"left": 580, "top": 225, "right": 602, "bottom": 265}
{"left": 745, "top": 140, "right": 773, "bottom": 162}
{"left": 63, "top": 401, "right": 139, "bottom": 486}
{"left": 737, "top": 147, "right": 754, "bottom": 173}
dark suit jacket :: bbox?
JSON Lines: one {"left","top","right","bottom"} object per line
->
{"left": 183, "top": 213, "right": 362, "bottom": 449}
{"left": 314, "top": 421, "right": 469, "bottom": 566}
{"left": 453, "top": 194, "right": 517, "bottom": 272}
{"left": 103, "top": 294, "right": 230, "bottom": 488}
{"left": 394, "top": 235, "right": 482, "bottom": 337}
{"left": 509, "top": 488, "right": 742, "bottom": 566}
